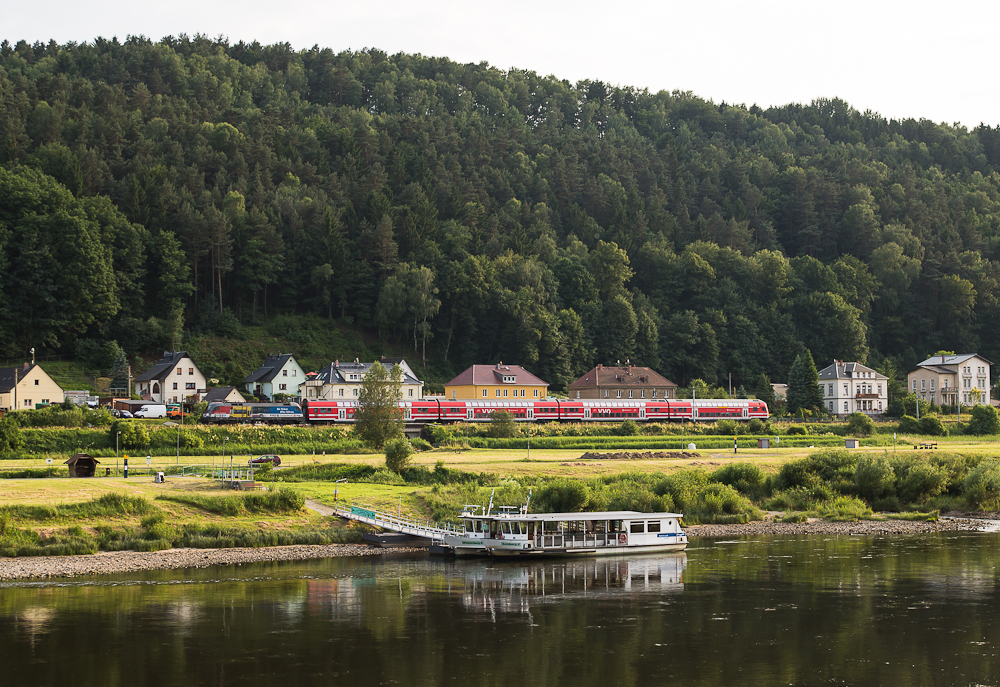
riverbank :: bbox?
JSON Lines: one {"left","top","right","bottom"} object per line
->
{"left": 0, "top": 543, "right": 420, "bottom": 581}
{"left": 686, "top": 515, "right": 987, "bottom": 538}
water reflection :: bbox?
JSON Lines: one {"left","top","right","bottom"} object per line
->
{"left": 1, "top": 534, "right": 999, "bottom": 686}
{"left": 457, "top": 555, "right": 686, "bottom": 617}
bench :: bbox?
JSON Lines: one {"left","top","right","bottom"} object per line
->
{"left": 915, "top": 442, "right": 938, "bottom": 449}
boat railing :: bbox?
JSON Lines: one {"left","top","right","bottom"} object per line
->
{"left": 332, "top": 502, "right": 463, "bottom": 539}
{"left": 535, "top": 533, "right": 621, "bottom": 549}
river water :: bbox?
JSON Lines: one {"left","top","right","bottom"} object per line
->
{"left": 2, "top": 532, "right": 999, "bottom": 686}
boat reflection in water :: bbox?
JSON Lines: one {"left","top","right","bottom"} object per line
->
{"left": 456, "top": 554, "right": 686, "bottom": 616}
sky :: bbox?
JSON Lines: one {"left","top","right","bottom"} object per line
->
{"left": 6, "top": 0, "right": 999, "bottom": 128}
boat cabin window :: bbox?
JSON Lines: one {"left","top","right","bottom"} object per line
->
{"left": 647, "top": 521, "right": 661, "bottom": 533}
{"left": 629, "top": 521, "right": 645, "bottom": 534}
{"left": 500, "top": 522, "right": 524, "bottom": 535}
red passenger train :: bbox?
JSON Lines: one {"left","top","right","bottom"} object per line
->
{"left": 301, "top": 398, "right": 769, "bottom": 423}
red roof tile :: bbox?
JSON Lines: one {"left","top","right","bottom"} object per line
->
{"left": 567, "top": 365, "right": 676, "bottom": 389}
{"left": 444, "top": 364, "right": 549, "bottom": 387}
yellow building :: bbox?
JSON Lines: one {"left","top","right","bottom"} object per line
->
{"left": 443, "top": 363, "right": 549, "bottom": 400}
{"left": 0, "top": 363, "right": 65, "bottom": 410}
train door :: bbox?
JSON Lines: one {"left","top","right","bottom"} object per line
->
{"left": 639, "top": 407, "right": 646, "bottom": 420}
{"left": 338, "top": 408, "right": 346, "bottom": 421}
{"left": 584, "top": 407, "right": 591, "bottom": 420}
{"left": 743, "top": 407, "right": 748, "bottom": 418}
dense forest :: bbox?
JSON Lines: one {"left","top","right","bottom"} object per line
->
{"left": 2, "top": 35, "right": 1000, "bottom": 392}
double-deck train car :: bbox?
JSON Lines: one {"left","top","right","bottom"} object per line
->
{"left": 297, "top": 397, "right": 768, "bottom": 424}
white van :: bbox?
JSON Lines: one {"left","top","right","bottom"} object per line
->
{"left": 134, "top": 404, "right": 167, "bottom": 419}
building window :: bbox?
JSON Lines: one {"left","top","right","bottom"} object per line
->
{"left": 496, "top": 389, "right": 501, "bottom": 397}
{"left": 177, "top": 368, "right": 182, "bottom": 375}
{"left": 483, "top": 389, "right": 488, "bottom": 397}
{"left": 930, "top": 379, "right": 935, "bottom": 391}
{"left": 844, "top": 384, "right": 848, "bottom": 395}
{"left": 339, "top": 389, "right": 344, "bottom": 397}
{"left": 534, "top": 389, "right": 539, "bottom": 397}
{"left": 173, "top": 383, "right": 178, "bottom": 390}
{"left": 42, "top": 399, "right": 48, "bottom": 404}
{"left": 828, "top": 384, "right": 833, "bottom": 396}
{"left": 652, "top": 390, "right": 657, "bottom": 398}
{"left": 293, "top": 370, "right": 297, "bottom": 377}
{"left": 877, "top": 384, "right": 882, "bottom": 394}
{"left": 921, "top": 380, "right": 926, "bottom": 391}
{"left": 34, "top": 379, "right": 39, "bottom": 386}
{"left": 408, "top": 389, "right": 413, "bottom": 397}
{"left": 829, "top": 401, "right": 833, "bottom": 411}
{"left": 844, "top": 401, "right": 848, "bottom": 412}
{"left": 616, "top": 390, "right": 622, "bottom": 398}
{"left": 279, "top": 384, "right": 287, "bottom": 391}
{"left": 189, "top": 368, "right": 194, "bottom": 376}
{"left": 628, "top": 390, "right": 633, "bottom": 398}
{"left": 186, "top": 383, "right": 195, "bottom": 390}
{"left": 576, "top": 392, "right": 580, "bottom": 399}
{"left": 604, "top": 390, "right": 609, "bottom": 398}
{"left": 503, "top": 389, "right": 508, "bottom": 397}
{"left": 912, "top": 380, "right": 917, "bottom": 391}
{"left": 283, "top": 370, "right": 288, "bottom": 377}
{"left": 353, "top": 389, "right": 358, "bottom": 397}
{"left": 640, "top": 390, "right": 645, "bottom": 398}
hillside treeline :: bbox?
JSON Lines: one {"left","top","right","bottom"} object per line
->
{"left": 2, "top": 36, "right": 1000, "bottom": 390}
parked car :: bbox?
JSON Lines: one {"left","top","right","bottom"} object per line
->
{"left": 249, "top": 454, "right": 281, "bottom": 466}
{"left": 113, "top": 409, "right": 133, "bottom": 419}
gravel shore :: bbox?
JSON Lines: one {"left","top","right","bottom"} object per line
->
{"left": 0, "top": 544, "right": 418, "bottom": 582}
{"left": 686, "top": 516, "right": 986, "bottom": 538}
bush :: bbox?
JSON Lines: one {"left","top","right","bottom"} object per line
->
{"left": 487, "top": 410, "right": 516, "bottom": 439}
{"left": 772, "top": 459, "right": 821, "bottom": 491}
{"left": 747, "top": 418, "right": 767, "bottom": 434}
{"left": 410, "top": 437, "right": 433, "bottom": 451}
{"left": 854, "top": 455, "right": 896, "bottom": 501}
{"left": 617, "top": 420, "right": 639, "bottom": 436}
{"left": 384, "top": 438, "right": 414, "bottom": 473}
{"left": 714, "top": 419, "right": 738, "bottom": 435}
{"left": 847, "top": 412, "right": 875, "bottom": 437}
{"left": 962, "top": 460, "right": 1000, "bottom": 511}
{"left": 683, "top": 483, "right": 761, "bottom": 524}
{"left": 0, "top": 415, "right": 23, "bottom": 454}
{"left": 533, "top": 479, "right": 590, "bottom": 513}
{"left": 920, "top": 415, "right": 947, "bottom": 436}
{"left": 711, "top": 462, "right": 766, "bottom": 496}
{"left": 787, "top": 425, "right": 808, "bottom": 436}
{"left": 898, "top": 461, "right": 948, "bottom": 504}
{"left": 898, "top": 415, "right": 921, "bottom": 434}
{"left": 110, "top": 420, "right": 149, "bottom": 450}
{"left": 967, "top": 405, "right": 1000, "bottom": 435}
{"left": 815, "top": 495, "right": 872, "bottom": 521}
{"left": 781, "top": 512, "right": 808, "bottom": 523}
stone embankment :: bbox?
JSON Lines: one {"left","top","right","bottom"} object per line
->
{"left": 0, "top": 544, "right": 418, "bottom": 582}
{"left": 686, "top": 517, "right": 983, "bottom": 538}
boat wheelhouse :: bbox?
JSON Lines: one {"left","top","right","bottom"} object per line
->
{"left": 444, "top": 507, "right": 687, "bottom": 557}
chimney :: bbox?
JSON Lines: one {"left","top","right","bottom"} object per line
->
{"left": 23, "top": 362, "right": 28, "bottom": 370}
{"left": 942, "top": 355, "right": 946, "bottom": 363}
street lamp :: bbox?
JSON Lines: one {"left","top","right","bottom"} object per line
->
{"left": 116, "top": 430, "right": 121, "bottom": 457}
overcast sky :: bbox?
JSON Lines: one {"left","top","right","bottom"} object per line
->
{"left": 6, "top": 0, "right": 998, "bottom": 128}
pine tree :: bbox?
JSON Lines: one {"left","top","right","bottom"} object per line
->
{"left": 787, "top": 350, "right": 823, "bottom": 415}
{"left": 355, "top": 362, "right": 404, "bottom": 449}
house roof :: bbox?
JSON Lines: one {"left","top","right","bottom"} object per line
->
{"left": 314, "top": 360, "right": 423, "bottom": 386}
{"left": 0, "top": 364, "right": 37, "bottom": 393}
{"left": 916, "top": 353, "right": 994, "bottom": 367}
{"left": 567, "top": 364, "right": 676, "bottom": 389}
{"left": 244, "top": 354, "right": 297, "bottom": 384}
{"left": 818, "top": 361, "right": 888, "bottom": 380}
{"left": 204, "top": 386, "right": 246, "bottom": 403}
{"left": 134, "top": 352, "right": 191, "bottom": 383}
{"left": 444, "top": 364, "right": 549, "bottom": 388}
{"left": 915, "top": 365, "right": 956, "bottom": 375}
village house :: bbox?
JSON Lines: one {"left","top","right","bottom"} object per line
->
{"left": 0, "top": 363, "right": 65, "bottom": 410}
{"left": 567, "top": 363, "right": 677, "bottom": 400}
{"left": 134, "top": 351, "right": 207, "bottom": 404}
{"left": 243, "top": 353, "right": 305, "bottom": 401}
{"left": 908, "top": 354, "right": 993, "bottom": 407}
{"left": 301, "top": 359, "right": 424, "bottom": 400}
{"left": 443, "top": 363, "right": 549, "bottom": 400}
{"left": 818, "top": 360, "right": 888, "bottom": 417}
{"left": 204, "top": 386, "right": 247, "bottom": 404}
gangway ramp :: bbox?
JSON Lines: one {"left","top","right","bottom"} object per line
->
{"left": 333, "top": 504, "right": 461, "bottom": 541}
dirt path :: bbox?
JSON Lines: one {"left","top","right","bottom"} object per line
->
{"left": 305, "top": 498, "right": 335, "bottom": 516}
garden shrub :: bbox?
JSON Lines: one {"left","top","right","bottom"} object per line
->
{"left": 787, "top": 425, "right": 808, "bottom": 436}
{"left": 533, "top": 479, "right": 590, "bottom": 513}
{"left": 617, "top": 420, "right": 639, "bottom": 436}
{"left": 772, "top": 459, "right": 821, "bottom": 491}
{"left": 898, "top": 415, "right": 921, "bottom": 434}
{"left": 920, "top": 415, "right": 947, "bottom": 436}
{"left": 897, "top": 461, "right": 948, "bottom": 504}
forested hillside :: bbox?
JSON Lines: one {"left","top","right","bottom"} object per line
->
{"left": 2, "top": 36, "right": 1000, "bottom": 391}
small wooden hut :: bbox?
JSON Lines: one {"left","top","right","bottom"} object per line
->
{"left": 65, "top": 453, "right": 100, "bottom": 478}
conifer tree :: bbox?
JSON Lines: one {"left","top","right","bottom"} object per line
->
{"left": 787, "top": 350, "right": 823, "bottom": 416}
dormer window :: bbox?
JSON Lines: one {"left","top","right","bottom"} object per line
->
{"left": 502, "top": 375, "right": 516, "bottom": 383}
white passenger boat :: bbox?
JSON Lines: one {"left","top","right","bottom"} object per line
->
{"left": 443, "top": 502, "right": 688, "bottom": 557}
